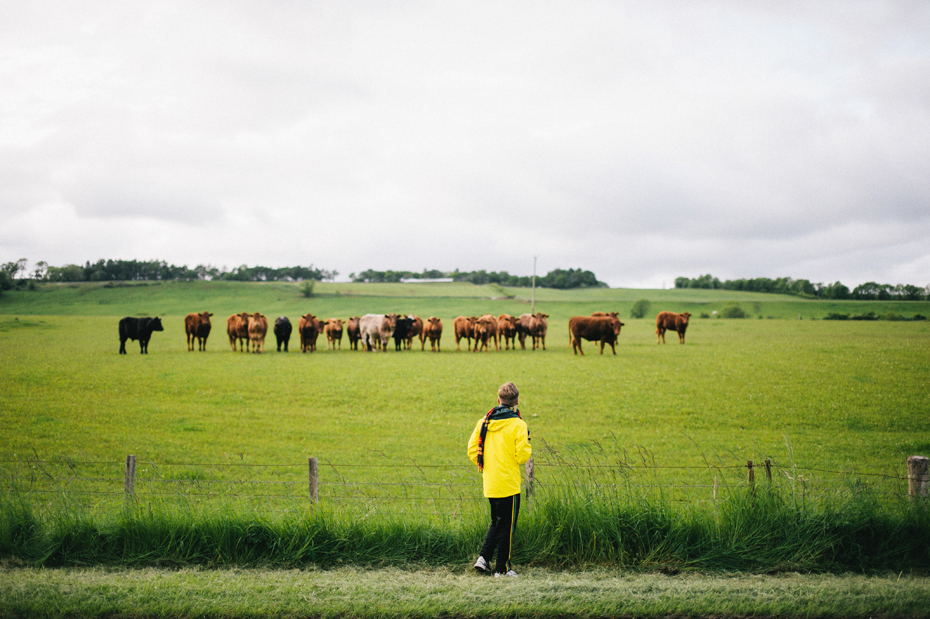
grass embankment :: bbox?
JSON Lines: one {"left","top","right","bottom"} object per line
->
{"left": 3, "top": 478, "right": 929, "bottom": 572}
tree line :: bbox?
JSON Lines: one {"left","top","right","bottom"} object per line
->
{"left": 1, "top": 259, "right": 602, "bottom": 292}
{"left": 0, "top": 258, "right": 336, "bottom": 289}
{"left": 349, "top": 268, "right": 606, "bottom": 289}
{"left": 674, "top": 274, "right": 929, "bottom": 301}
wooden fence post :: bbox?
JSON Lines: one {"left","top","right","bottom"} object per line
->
{"left": 524, "top": 458, "right": 534, "bottom": 507}
{"left": 308, "top": 457, "right": 318, "bottom": 504}
{"left": 764, "top": 459, "right": 772, "bottom": 483}
{"left": 907, "top": 456, "right": 929, "bottom": 501}
{"left": 747, "top": 460, "right": 754, "bottom": 484}
{"left": 124, "top": 454, "right": 136, "bottom": 500}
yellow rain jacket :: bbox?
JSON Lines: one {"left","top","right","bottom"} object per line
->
{"left": 467, "top": 407, "right": 532, "bottom": 498}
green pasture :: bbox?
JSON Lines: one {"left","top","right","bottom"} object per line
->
{"left": 3, "top": 278, "right": 929, "bottom": 320}
{"left": 1, "top": 281, "right": 928, "bottom": 499}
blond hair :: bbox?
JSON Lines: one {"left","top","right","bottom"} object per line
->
{"left": 498, "top": 382, "right": 519, "bottom": 406}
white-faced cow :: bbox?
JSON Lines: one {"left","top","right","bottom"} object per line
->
{"left": 227, "top": 312, "right": 251, "bottom": 352}
{"left": 568, "top": 315, "right": 625, "bottom": 355}
{"left": 424, "top": 316, "right": 443, "bottom": 352}
{"left": 184, "top": 312, "right": 213, "bottom": 351}
{"left": 119, "top": 316, "right": 164, "bottom": 354}
{"left": 453, "top": 316, "right": 477, "bottom": 351}
{"left": 656, "top": 311, "right": 691, "bottom": 344}
{"left": 359, "top": 314, "right": 397, "bottom": 352}
{"left": 274, "top": 316, "right": 292, "bottom": 352}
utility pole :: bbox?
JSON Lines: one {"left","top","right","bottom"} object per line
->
{"left": 531, "top": 255, "right": 537, "bottom": 314}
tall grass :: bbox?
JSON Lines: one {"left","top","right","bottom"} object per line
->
{"left": 3, "top": 456, "right": 928, "bottom": 573}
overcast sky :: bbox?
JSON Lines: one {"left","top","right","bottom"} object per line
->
{"left": 2, "top": 2, "right": 928, "bottom": 288}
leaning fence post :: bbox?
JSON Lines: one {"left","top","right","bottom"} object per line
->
{"left": 308, "top": 457, "right": 318, "bottom": 504}
{"left": 124, "top": 454, "right": 136, "bottom": 500}
{"left": 907, "top": 456, "right": 929, "bottom": 501}
{"left": 764, "top": 459, "right": 772, "bottom": 483}
{"left": 524, "top": 458, "right": 534, "bottom": 507}
{"left": 747, "top": 460, "right": 754, "bottom": 485}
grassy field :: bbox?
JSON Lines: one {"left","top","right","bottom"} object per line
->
{"left": 2, "top": 281, "right": 929, "bottom": 616}
{"left": 1, "top": 281, "right": 928, "bottom": 478}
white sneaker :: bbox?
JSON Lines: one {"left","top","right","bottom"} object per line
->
{"left": 473, "top": 556, "right": 489, "bottom": 573}
{"left": 494, "top": 569, "right": 518, "bottom": 577}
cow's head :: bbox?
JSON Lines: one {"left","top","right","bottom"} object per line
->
{"left": 680, "top": 312, "right": 692, "bottom": 324}
{"left": 150, "top": 317, "right": 164, "bottom": 331}
{"left": 200, "top": 312, "right": 213, "bottom": 322}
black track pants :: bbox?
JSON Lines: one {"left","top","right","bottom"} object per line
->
{"left": 480, "top": 494, "right": 520, "bottom": 574}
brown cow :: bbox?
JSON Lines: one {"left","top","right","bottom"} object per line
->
{"left": 227, "top": 312, "right": 251, "bottom": 352}
{"left": 346, "top": 316, "right": 361, "bottom": 350}
{"left": 298, "top": 314, "right": 324, "bottom": 352}
{"left": 406, "top": 315, "right": 423, "bottom": 350}
{"left": 592, "top": 312, "right": 620, "bottom": 319}
{"left": 248, "top": 312, "right": 268, "bottom": 353}
{"left": 325, "top": 318, "right": 344, "bottom": 350}
{"left": 516, "top": 314, "right": 533, "bottom": 349}
{"left": 529, "top": 312, "right": 549, "bottom": 350}
{"left": 656, "top": 311, "right": 691, "bottom": 344}
{"left": 497, "top": 314, "right": 517, "bottom": 350}
{"left": 185, "top": 311, "right": 213, "bottom": 351}
{"left": 424, "top": 316, "right": 443, "bottom": 352}
{"left": 569, "top": 315, "right": 625, "bottom": 355}
{"left": 453, "top": 316, "right": 477, "bottom": 351}
{"left": 473, "top": 314, "right": 499, "bottom": 352}
{"left": 498, "top": 314, "right": 518, "bottom": 349}
{"left": 379, "top": 313, "right": 398, "bottom": 352}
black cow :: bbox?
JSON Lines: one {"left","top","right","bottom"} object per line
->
{"left": 274, "top": 316, "right": 292, "bottom": 352}
{"left": 118, "top": 316, "right": 164, "bottom": 354}
{"left": 392, "top": 316, "right": 414, "bottom": 351}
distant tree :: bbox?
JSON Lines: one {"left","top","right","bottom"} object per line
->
{"left": 1, "top": 258, "right": 27, "bottom": 280}
{"left": 630, "top": 299, "right": 652, "bottom": 319}
{"left": 32, "top": 261, "right": 48, "bottom": 280}
{"left": 720, "top": 302, "right": 747, "bottom": 319}
{"left": 300, "top": 281, "right": 315, "bottom": 298}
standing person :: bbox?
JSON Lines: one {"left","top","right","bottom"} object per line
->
{"left": 467, "top": 382, "right": 532, "bottom": 577}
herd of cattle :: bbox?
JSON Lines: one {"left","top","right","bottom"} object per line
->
{"left": 117, "top": 311, "right": 692, "bottom": 355}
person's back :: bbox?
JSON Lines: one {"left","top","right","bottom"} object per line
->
{"left": 467, "top": 382, "right": 531, "bottom": 576}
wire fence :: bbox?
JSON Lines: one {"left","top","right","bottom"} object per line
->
{"left": 1, "top": 450, "right": 922, "bottom": 515}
